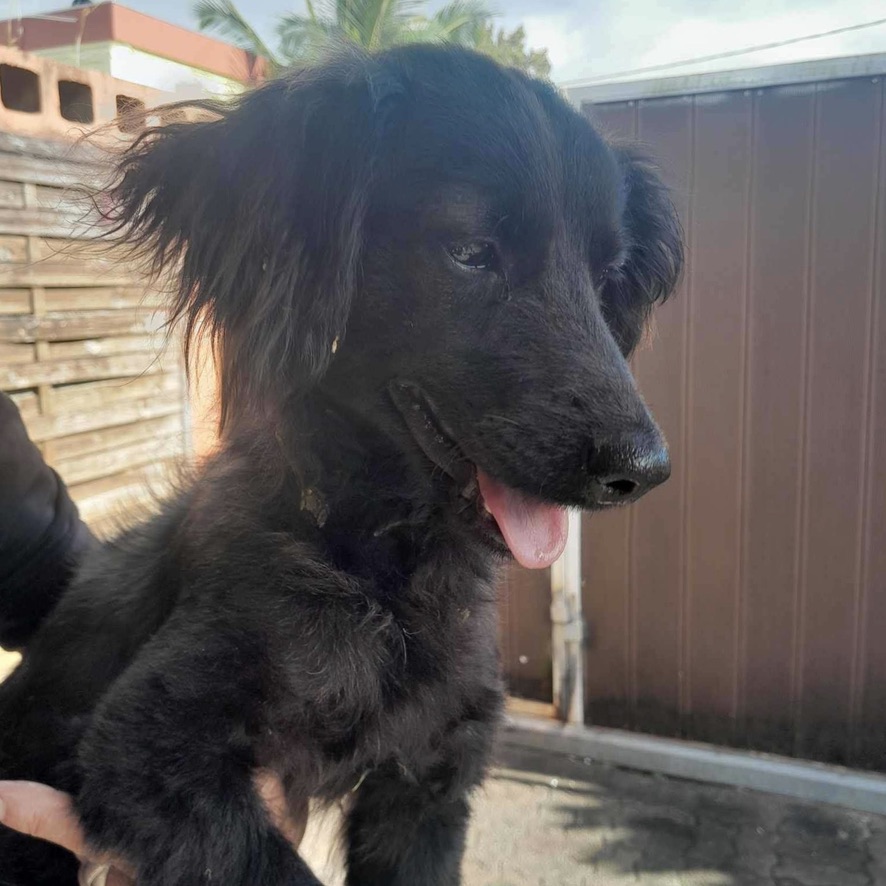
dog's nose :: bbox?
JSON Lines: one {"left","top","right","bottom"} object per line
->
{"left": 585, "top": 429, "right": 671, "bottom": 507}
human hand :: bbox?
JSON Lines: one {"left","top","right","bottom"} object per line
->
{"left": 0, "top": 773, "right": 308, "bottom": 884}
{"left": 0, "top": 779, "right": 132, "bottom": 885}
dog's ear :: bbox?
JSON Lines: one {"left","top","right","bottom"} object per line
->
{"left": 103, "top": 60, "right": 379, "bottom": 427}
{"left": 604, "top": 145, "right": 684, "bottom": 354}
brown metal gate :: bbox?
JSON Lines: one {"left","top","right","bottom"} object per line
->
{"left": 501, "top": 70, "right": 886, "bottom": 772}
{"left": 498, "top": 566, "right": 552, "bottom": 704}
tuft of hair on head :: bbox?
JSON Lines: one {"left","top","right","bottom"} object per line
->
{"left": 89, "top": 51, "right": 381, "bottom": 433}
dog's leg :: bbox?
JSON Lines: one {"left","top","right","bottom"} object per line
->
{"left": 344, "top": 717, "right": 496, "bottom": 886}
{"left": 345, "top": 773, "right": 470, "bottom": 886}
{"left": 72, "top": 616, "right": 321, "bottom": 886}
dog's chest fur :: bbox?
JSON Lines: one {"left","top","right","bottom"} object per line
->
{"left": 251, "top": 526, "right": 505, "bottom": 804}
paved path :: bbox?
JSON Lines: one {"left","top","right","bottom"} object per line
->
{"left": 461, "top": 745, "right": 886, "bottom": 886}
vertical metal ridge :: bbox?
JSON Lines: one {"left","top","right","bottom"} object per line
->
{"left": 792, "top": 84, "right": 819, "bottom": 755}
{"left": 626, "top": 504, "right": 636, "bottom": 719}
{"left": 734, "top": 89, "right": 757, "bottom": 733}
{"left": 849, "top": 77, "right": 885, "bottom": 752}
{"left": 628, "top": 100, "right": 640, "bottom": 723}
{"left": 678, "top": 96, "right": 697, "bottom": 729}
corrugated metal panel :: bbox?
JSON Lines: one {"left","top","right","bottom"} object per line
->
{"left": 579, "top": 100, "right": 638, "bottom": 730}
{"left": 572, "top": 76, "right": 886, "bottom": 769}
{"left": 600, "top": 96, "right": 696, "bottom": 738}
{"left": 683, "top": 90, "right": 752, "bottom": 746}
{"left": 796, "top": 80, "right": 881, "bottom": 765}
{"left": 741, "top": 84, "right": 815, "bottom": 756}
{"left": 858, "top": 82, "right": 886, "bottom": 766}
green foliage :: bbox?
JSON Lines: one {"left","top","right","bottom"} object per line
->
{"left": 193, "top": 0, "right": 551, "bottom": 79}
{"left": 194, "top": 0, "right": 285, "bottom": 73}
{"left": 474, "top": 23, "right": 551, "bottom": 78}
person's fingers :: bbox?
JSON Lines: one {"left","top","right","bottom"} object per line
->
{"left": 254, "top": 770, "right": 308, "bottom": 849}
{"left": 0, "top": 780, "right": 88, "bottom": 857}
{"left": 0, "top": 781, "right": 135, "bottom": 883}
{"left": 0, "top": 775, "right": 305, "bottom": 878}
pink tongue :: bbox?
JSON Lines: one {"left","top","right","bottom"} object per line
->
{"left": 476, "top": 470, "right": 568, "bottom": 570}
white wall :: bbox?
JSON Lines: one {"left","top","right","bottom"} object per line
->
{"left": 34, "top": 41, "right": 243, "bottom": 99}
{"left": 108, "top": 44, "right": 243, "bottom": 98}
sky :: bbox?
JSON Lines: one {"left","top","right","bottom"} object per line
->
{"left": 8, "top": 0, "right": 886, "bottom": 84}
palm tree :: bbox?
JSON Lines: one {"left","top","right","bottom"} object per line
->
{"left": 194, "top": 0, "right": 495, "bottom": 76}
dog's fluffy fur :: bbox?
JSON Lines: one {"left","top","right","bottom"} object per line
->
{"left": 0, "top": 46, "right": 682, "bottom": 885}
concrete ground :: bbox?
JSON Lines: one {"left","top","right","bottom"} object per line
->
{"left": 459, "top": 745, "right": 886, "bottom": 886}
{"left": 299, "top": 742, "right": 886, "bottom": 885}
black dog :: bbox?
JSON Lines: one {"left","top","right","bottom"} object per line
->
{"left": 0, "top": 45, "right": 682, "bottom": 885}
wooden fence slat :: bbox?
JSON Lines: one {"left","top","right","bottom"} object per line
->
{"left": 0, "top": 239, "right": 133, "bottom": 287}
{"left": 46, "top": 413, "right": 183, "bottom": 460}
{"left": 0, "top": 265, "right": 132, "bottom": 288}
{"left": 0, "top": 206, "right": 94, "bottom": 239}
{"left": 29, "top": 237, "right": 89, "bottom": 260}
{"left": 1, "top": 353, "right": 166, "bottom": 390}
{"left": 68, "top": 460, "right": 173, "bottom": 501}
{"left": 0, "top": 131, "right": 104, "bottom": 163}
{"left": 35, "top": 185, "right": 76, "bottom": 206}
{"left": 48, "top": 334, "right": 162, "bottom": 360}
{"left": 73, "top": 461, "right": 177, "bottom": 528}
{"left": 0, "top": 342, "right": 35, "bottom": 364}
{"left": 0, "top": 289, "right": 31, "bottom": 313}
{"left": 1, "top": 284, "right": 160, "bottom": 309}
{"left": 56, "top": 435, "right": 182, "bottom": 485}
{"left": 0, "top": 308, "right": 165, "bottom": 342}
{"left": 0, "top": 153, "right": 88, "bottom": 188}
{"left": 9, "top": 389, "right": 38, "bottom": 418}
{"left": 43, "top": 287, "right": 162, "bottom": 311}
{"left": 0, "top": 181, "right": 24, "bottom": 208}
{"left": 26, "top": 395, "right": 182, "bottom": 443}
{"left": 0, "top": 236, "right": 29, "bottom": 263}
{"left": 49, "top": 372, "right": 181, "bottom": 412}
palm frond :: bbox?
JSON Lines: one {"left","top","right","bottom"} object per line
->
{"left": 430, "top": 0, "right": 492, "bottom": 45}
{"left": 193, "top": 0, "right": 281, "bottom": 68}
{"left": 366, "top": 0, "right": 396, "bottom": 50}
{"left": 334, "top": 0, "right": 426, "bottom": 49}
{"left": 198, "top": 0, "right": 509, "bottom": 72}
{"left": 276, "top": 13, "right": 344, "bottom": 62}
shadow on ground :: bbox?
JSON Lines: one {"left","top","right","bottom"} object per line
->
{"left": 462, "top": 744, "right": 886, "bottom": 886}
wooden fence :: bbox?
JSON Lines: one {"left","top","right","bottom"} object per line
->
{"left": 0, "top": 130, "right": 188, "bottom": 538}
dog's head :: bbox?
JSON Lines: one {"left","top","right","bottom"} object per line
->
{"left": 106, "top": 46, "right": 682, "bottom": 569}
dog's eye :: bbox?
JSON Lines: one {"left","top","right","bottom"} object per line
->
{"left": 448, "top": 241, "right": 498, "bottom": 271}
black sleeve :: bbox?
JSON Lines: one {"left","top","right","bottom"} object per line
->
{"left": 0, "top": 393, "right": 94, "bottom": 650}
